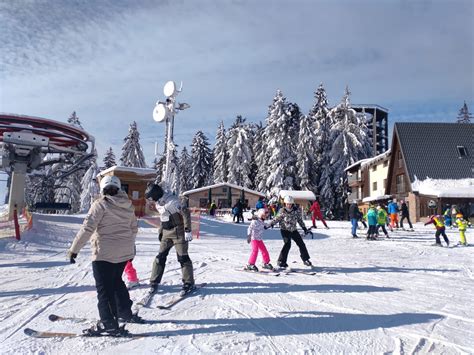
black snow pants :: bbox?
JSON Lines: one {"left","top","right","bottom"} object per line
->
{"left": 278, "top": 229, "right": 310, "bottom": 265}
{"left": 92, "top": 260, "right": 133, "bottom": 328}
{"left": 435, "top": 228, "right": 449, "bottom": 245}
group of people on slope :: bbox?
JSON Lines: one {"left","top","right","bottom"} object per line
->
{"left": 245, "top": 195, "right": 314, "bottom": 272}
{"left": 67, "top": 177, "right": 194, "bottom": 337}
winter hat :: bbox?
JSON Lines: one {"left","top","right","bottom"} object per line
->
{"left": 256, "top": 209, "right": 267, "bottom": 219}
{"left": 100, "top": 176, "right": 121, "bottom": 192}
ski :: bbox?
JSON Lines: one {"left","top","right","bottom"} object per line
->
{"left": 135, "top": 288, "right": 157, "bottom": 307}
{"left": 24, "top": 327, "right": 153, "bottom": 339}
{"left": 279, "top": 268, "right": 317, "bottom": 276}
{"left": 48, "top": 314, "right": 172, "bottom": 325}
{"left": 236, "top": 268, "right": 281, "bottom": 277}
{"left": 156, "top": 283, "right": 207, "bottom": 310}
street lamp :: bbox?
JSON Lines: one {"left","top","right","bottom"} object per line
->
{"left": 152, "top": 81, "right": 190, "bottom": 190}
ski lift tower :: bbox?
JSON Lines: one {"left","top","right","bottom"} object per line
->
{"left": 152, "top": 81, "right": 190, "bottom": 189}
{"left": 0, "top": 113, "right": 95, "bottom": 219}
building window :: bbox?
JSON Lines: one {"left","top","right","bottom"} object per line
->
{"left": 372, "top": 165, "right": 377, "bottom": 172}
{"left": 121, "top": 184, "right": 129, "bottom": 194}
{"left": 457, "top": 146, "right": 468, "bottom": 158}
{"left": 199, "top": 198, "right": 208, "bottom": 208}
{"left": 372, "top": 181, "right": 377, "bottom": 191}
{"left": 222, "top": 187, "right": 227, "bottom": 193}
{"left": 398, "top": 151, "right": 403, "bottom": 168}
{"left": 396, "top": 174, "right": 405, "bottom": 193}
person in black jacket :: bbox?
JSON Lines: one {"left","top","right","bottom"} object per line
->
{"left": 400, "top": 200, "right": 413, "bottom": 230}
{"left": 349, "top": 201, "right": 361, "bottom": 238}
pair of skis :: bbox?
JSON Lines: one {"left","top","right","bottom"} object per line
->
{"left": 237, "top": 267, "right": 333, "bottom": 276}
{"left": 24, "top": 284, "right": 206, "bottom": 339}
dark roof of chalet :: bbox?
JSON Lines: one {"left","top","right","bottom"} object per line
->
{"left": 394, "top": 122, "right": 474, "bottom": 182}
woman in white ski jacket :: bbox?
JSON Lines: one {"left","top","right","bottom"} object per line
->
{"left": 67, "top": 176, "right": 139, "bottom": 336}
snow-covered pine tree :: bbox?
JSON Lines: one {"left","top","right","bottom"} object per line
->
{"left": 53, "top": 156, "right": 84, "bottom": 214}
{"left": 249, "top": 122, "right": 263, "bottom": 190}
{"left": 120, "top": 121, "right": 147, "bottom": 168}
{"left": 457, "top": 101, "right": 473, "bottom": 123}
{"left": 80, "top": 149, "right": 99, "bottom": 212}
{"left": 261, "top": 90, "right": 297, "bottom": 195}
{"left": 103, "top": 147, "right": 116, "bottom": 168}
{"left": 67, "top": 111, "right": 83, "bottom": 129}
{"left": 227, "top": 116, "right": 253, "bottom": 187}
{"left": 178, "top": 147, "right": 192, "bottom": 193}
{"left": 327, "top": 86, "right": 371, "bottom": 217}
{"left": 190, "top": 130, "right": 213, "bottom": 189}
{"left": 296, "top": 113, "right": 317, "bottom": 191}
{"left": 212, "top": 121, "right": 228, "bottom": 183}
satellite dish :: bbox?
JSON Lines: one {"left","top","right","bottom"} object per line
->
{"left": 163, "top": 81, "right": 177, "bottom": 97}
{"left": 153, "top": 103, "right": 168, "bottom": 122}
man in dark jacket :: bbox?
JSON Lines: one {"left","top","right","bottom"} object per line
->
{"left": 400, "top": 200, "right": 413, "bottom": 230}
{"left": 349, "top": 201, "right": 360, "bottom": 238}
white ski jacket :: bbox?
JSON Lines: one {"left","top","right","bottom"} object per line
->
{"left": 69, "top": 190, "right": 138, "bottom": 263}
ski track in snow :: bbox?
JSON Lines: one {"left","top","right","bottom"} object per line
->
{"left": 0, "top": 213, "right": 473, "bottom": 354}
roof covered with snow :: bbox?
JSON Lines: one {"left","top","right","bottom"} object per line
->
{"left": 279, "top": 190, "right": 316, "bottom": 201}
{"left": 411, "top": 177, "right": 474, "bottom": 198}
{"left": 360, "top": 149, "right": 391, "bottom": 168}
{"left": 395, "top": 122, "right": 474, "bottom": 182}
{"left": 98, "top": 165, "right": 156, "bottom": 176}
{"left": 182, "top": 182, "right": 265, "bottom": 197}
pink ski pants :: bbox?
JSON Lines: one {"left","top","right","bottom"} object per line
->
{"left": 123, "top": 260, "right": 139, "bottom": 282}
{"left": 248, "top": 240, "right": 270, "bottom": 265}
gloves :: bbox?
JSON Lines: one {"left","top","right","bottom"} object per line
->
{"left": 67, "top": 251, "right": 77, "bottom": 264}
{"left": 247, "top": 235, "right": 251, "bottom": 244}
{"left": 158, "top": 232, "right": 163, "bottom": 241}
{"left": 184, "top": 231, "right": 193, "bottom": 242}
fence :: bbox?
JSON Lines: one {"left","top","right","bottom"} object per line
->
{"left": 0, "top": 208, "right": 33, "bottom": 240}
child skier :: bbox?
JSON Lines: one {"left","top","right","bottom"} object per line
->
{"left": 424, "top": 215, "right": 450, "bottom": 247}
{"left": 245, "top": 209, "right": 274, "bottom": 271}
{"left": 366, "top": 205, "right": 378, "bottom": 240}
{"left": 376, "top": 205, "right": 390, "bottom": 238}
{"left": 455, "top": 213, "right": 469, "bottom": 246}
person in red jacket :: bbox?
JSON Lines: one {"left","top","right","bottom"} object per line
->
{"left": 424, "top": 215, "right": 450, "bottom": 247}
{"left": 309, "top": 197, "right": 329, "bottom": 229}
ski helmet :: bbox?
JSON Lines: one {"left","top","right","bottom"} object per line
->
{"left": 256, "top": 208, "right": 267, "bottom": 219}
{"left": 145, "top": 183, "right": 164, "bottom": 201}
{"left": 283, "top": 195, "right": 294, "bottom": 204}
{"left": 99, "top": 176, "right": 121, "bottom": 192}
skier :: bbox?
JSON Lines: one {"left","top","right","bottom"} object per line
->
{"left": 455, "top": 213, "right": 469, "bottom": 246}
{"left": 245, "top": 208, "right": 274, "bottom": 271}
{"left": 424, "top": 215, "right": 450, "bottom": 247}
{"left": 451, "top": 205, "right": 459, "bottom": 228}
{"left": 67, "top": 176, "right": 141, "bottom": 337}
{"left": 365, "top": 205, "right": 378, "bottom": 240}
{"left": 443, "top": 206, "right": 452, "bottom": 228}
{"left": 349, "top": 201, "right": 360, "bottom": 238}
{"left": 124, "top": 261, "right": 140, "bottom": 289}
{"left": 376, "top": 205, "right": 390, "bottom": 238}
{"left": 399, "top": 200, "right": 413, "bottom": 231}
{"left": 309, "top": 197, "right": 329, "bottom": 229}
{"left": 145, "top": 183, "right": 195, "bottom": 295}
{"left": 209, "top": 201, "right": 217, "bottom": 216}
{"left": 268, "top": 195, "right": 312, "bottom": 268}
{"left": 255, "top": 197, "right": 265, "bottom": 210}
{"left": 388, "top": 199, "right": 399, "bottom": 229}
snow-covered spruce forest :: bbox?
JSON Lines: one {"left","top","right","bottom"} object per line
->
{"left": 25, "top": 85, "right": 371, "bottom": 217}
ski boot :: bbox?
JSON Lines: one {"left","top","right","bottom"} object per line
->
{"left": 303, "top": 260, "right": 312, "bottom": 267}
{"left": 245, "top": 264, "right": 259, "bottom": 272}
{"left": 127, "top": 280, "right": 140, "bottom": 290}
{"left": 83, "top": 320, "right": 129, "bottom": 337}
{"left": 118, "top": 312, "right": 145, "bottom": 324}
{"left": 180, "top": 282, "right": 196, "bottom": 296}
{"left": 262, "top": 263, "right": 274, "bottom": 271}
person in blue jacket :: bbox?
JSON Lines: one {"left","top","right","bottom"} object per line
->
{"left": 366, "top": 205, "right": 378, "bottom": 240}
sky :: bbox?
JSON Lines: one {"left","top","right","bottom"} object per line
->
{"left": 1, "top": 0, "right": 473, "bottom": 168}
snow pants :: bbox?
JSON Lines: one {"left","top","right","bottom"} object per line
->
{"left": 459, "top": 229, "right": 467, "bottom": 244}
{"left": 248, "top": 240, "right": 270, "bottom": 265}
{"left": 278, "top": 229, "right": 310, "bottom": 265}
{"left": 351, "top": 218, "right": 358, "bottom": 237}
{"left": 123, "top": 260, "right": 139, "bottom": 283}
{"left": 400, "top": 215, "right": 413, "bottom": 229}
{"left": 92, "top": 260, "right": 133, "bottom": 328}
{"left": 377, "top": 224, "right": 389, "bottom": 236}
{"left": 435, "top": 228, "right": 450, "bottom": 245}
{"left": 312, "top": 213, "right": 328, "bottom": 228}
{"left": 390, "top": 213, "right": 399, "bottom": 228}
{"left": 150, "top": 236, "right": 194, "bottom": 286}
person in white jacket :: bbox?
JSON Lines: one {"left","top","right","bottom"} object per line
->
{"left": 245, "top": 208, "right": 274, "bottom": 271}
{"left": 67, "top": 175, "right": 140, "bottom": 337}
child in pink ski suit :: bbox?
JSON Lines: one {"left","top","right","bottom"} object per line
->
{"left": 246, "top": 209, "right": 274, "bottom": 271}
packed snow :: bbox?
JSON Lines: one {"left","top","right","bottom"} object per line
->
{"left": 0, "top": 212, "right": 473, "bottom": 354}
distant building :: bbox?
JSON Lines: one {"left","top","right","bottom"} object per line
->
{"left": 385, "top": 122, "right": 474, "bottom": 221}
{"left": 353, "top": 105, "right": 389, "bottom": 156}
{"left": 183, "top": 182, "right": 265, "bottom": 210}
{"left": 97, "top": 166, "right": 156, "bottom": 217}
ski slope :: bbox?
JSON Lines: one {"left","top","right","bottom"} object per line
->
{"left": 0, "top": 213, "right": 472, "bottom": 354}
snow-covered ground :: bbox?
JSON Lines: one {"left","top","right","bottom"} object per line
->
{"left": 0, "top": 213, "right": 473, "bottom": 354}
